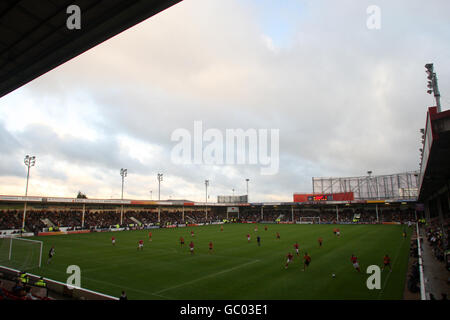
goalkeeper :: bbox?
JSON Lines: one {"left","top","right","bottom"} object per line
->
{"left": 47, "top": 246, "right": 55, "bottom": 264}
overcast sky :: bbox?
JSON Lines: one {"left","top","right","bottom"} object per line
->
{"left": 0, "top": 0, "right": 449, "bottom": 202}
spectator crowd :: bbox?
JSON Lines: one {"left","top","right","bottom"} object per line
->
{"left": 425, "top": 217, "right": 449, "bottom": 264}
{"left": 0, "top": 206, "right": 419, "bottom": 232}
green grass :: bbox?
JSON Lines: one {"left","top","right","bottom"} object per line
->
{"left": 6, "top": 224, "right": 412, "bottom": 300}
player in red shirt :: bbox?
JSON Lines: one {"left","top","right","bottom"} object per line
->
{"left": 350, "top": 254, "right": 360, "bottom": 272}
{"left": 285, "top": 252, "right": 294, "bottom": 269}
{"left": 318, "top": 237, "right": 323, "bottom": 248}
{"left": 303, "top": 253, "right": 311, "bottom": 271}
{"left": 208, "top": 241, "right": 213, "bottom": 254}
{"left": 191, "top": 230, "right": 195, "bottom": 237}
{"left": 138, "top": 240, "right": 144, "bottom": 250}
{"left": 247, "top": 234, "right": 251, "bottom": 242}
{"left": 148, "top": 232, "right": 152, "bottom": 242}
{"left": 336, "top": 228, "right": 341, "bottom": 237}
{"left": 189, "top": 241, "right": 194, "bottom": 254}
{"left": 111, "top": 236, "right": 116, "bottom": 246}
{"left": 382, "top": 254, "right": 392, "bottom": 272}
{"left": 276, "top": 232, "right": 280, "bottom": 240}
{"left": 220, "top": 225, "right": 223, "bottom": 232}
{"left": 180, "top": 236, "right": 185, "bottom": 247}
{"left": 294, "top": 242, "right": 299, "bottom": 256}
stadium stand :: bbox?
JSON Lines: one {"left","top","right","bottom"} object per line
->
{"left": 0, "top": 206, "right": 421, "bottom": 232}
{"left": 0, "top": 210, "right": 22, "bottom": 230}
{"left": 425, "top": 217, "right": 449, "bottom": 264}
{"left": 0, "top": 278, "right": 52, "bottom": 301}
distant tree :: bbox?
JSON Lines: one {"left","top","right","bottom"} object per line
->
{"left": 77, "top": 191, "right": 87, "bottom": 199}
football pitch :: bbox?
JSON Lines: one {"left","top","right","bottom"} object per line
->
{"left": 20, "top": 224, "right": 411, "bottom": 300}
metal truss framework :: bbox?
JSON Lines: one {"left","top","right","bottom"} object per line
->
{"left": 312, "top": 171, "right": 419, "bottom": 200}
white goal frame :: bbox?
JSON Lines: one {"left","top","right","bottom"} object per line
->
{"left": 297, "top": 216, "right": 321, "bottom": 224}
{"left": 5, "top": 237, "right": 43, "bottom": 268}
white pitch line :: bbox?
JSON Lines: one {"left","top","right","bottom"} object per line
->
{"left": 82, "top": 248, "right": 178, "bottom": 273}
{"left": 154, "top": 259, "right": 260, "bottom": 295}
{"left": 43, "top": 266, "right": 168, "bottom": 300}
{"left": 151, "top": 292, "right": 172, "bottom": 300}
{"left": 377, "top": 237, "right": 405, "bottom": 299}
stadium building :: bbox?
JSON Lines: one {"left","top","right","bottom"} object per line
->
{"left": 0, "top": 0, "right": 448, "bottom": 303}
{"left": 0, "top": 169, "right": 420, "bottom": 235}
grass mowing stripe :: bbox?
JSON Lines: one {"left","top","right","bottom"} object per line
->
{"left": 44, "top": 265, "right": 169, "bottom": 300}
{"left": 377, "top": 232, "right": 410, "bottom": 299}
{"left": 15, "top": 224, "right": 410, "bottom": 299}
{"left": 154, "top": 259, "right": 260, "bottom": 295}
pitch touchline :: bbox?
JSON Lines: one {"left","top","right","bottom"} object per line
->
{"left": 153, "top": 259, "right": 260, "bottom": 295}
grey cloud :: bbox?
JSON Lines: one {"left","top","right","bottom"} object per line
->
{"left": 0, "top": 121, "right": 26, "bottom": 178}
{"left": 1, "top": 0, "right": 449, "bottom": 201}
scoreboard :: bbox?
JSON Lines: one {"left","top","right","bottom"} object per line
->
{"left": 218, "top": 195, "right": 248, "bottom": 204}
{"left": 307, "top": 195, "right": 333, "bottom": 201}
{"left": 293, "top": 192, "right": 354, "bottom": 203}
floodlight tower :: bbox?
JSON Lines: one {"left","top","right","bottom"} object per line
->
{"left": 205, "top": 180, "right": 209, "bottom": 220}
{"left": 22, "top": 155, "right": 36, "bottom": 229}
{"left": 425, "top": 63, "right": 442, "bottom": 112}
{"left": 157, "top": 173, "right": 163, "bottom": 200}
{"left": 120, "top": 168, "right": 127, "bottom": 225}
{"left": 157, "top": 173, "right": 163, "bottom": 223}
{"left": 120, "top": 168, "right": 127, "bottom": 199}
{"left": 246, "top": 178, "right": 250, "bottom": 202}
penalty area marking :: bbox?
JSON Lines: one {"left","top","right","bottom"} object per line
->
{"left": 43, "top": 266, "right": 169, "bottom": 300}
{"left": 153, "top": 259, "right": 260, "bottom": 295}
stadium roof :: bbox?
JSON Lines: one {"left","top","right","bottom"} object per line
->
{"left": 418, "top": 107, "right": 450, "bottom": 201}
{"left": 0, "top": 195, "right": 416, "bottom": 207}
{"left": 0, "top": 0, "right": 182, "bottom": 98}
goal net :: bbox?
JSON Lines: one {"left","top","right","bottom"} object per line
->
{"left": 297, "top": 217, "right": 321, "bottom": 224}
{"left": 0, "top": 236, "right": 43, "bottom": 271}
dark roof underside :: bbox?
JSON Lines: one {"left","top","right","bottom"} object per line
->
{"left": 0, "top": 0, "right": 182, "bottom": 98}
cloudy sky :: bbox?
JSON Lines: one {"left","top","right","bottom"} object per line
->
{"left": 0, "top": 0, "right": 449, "bottom": 202}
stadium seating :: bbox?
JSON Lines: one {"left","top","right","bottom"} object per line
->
{"left": 0, "top": 280, "right": 52, "bottom": 301}
{"left": 425, "top": 217, "right": 449, "bottom": 264}
{"left": 0, "top": 207, "right": 420, "bottom": 231}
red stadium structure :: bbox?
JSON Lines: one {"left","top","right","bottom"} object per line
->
{"left": 293, "top": 192, "right": 355, "bottom": 203}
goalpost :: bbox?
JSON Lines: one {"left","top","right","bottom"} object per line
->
{"left": 0, "top": 236, "right": 43, "bottom": 270}
{"left": 297, "top": 217, "right": 321, "bottom": 224}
